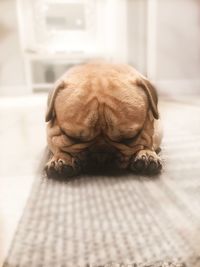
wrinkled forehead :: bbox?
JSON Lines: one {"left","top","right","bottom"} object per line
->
{"left": 55, "top": 95, "right": 100, "bottom": 140}
{"left": 101, "top": 97, "right": 147, "bottom": 140}
{"left": 56, "top": 92, "right": 147, "bottom": 141}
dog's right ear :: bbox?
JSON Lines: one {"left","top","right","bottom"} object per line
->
{"left": 136, "top": 77, "right": 159, "bottom": 120}
{"left": 45, "top": 80, "right": 65, "bottom": 122}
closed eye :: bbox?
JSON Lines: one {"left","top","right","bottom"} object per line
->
{"left": 66, "top": 135, "right": 83, "bottom": 143}
{"left": 61, "top": 129, "right": 92, "bottom": 143}
{"left": 120, "top": 137, "right": 137, "bottom": 145}
{"left": 118, "top": 130, "right": 141, "bottom": 145}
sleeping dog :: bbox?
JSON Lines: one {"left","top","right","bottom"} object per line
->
{"left": 45, "top": 62, "right": 162, "bottom": 178}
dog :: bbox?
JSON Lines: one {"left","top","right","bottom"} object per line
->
{"left": 45, "top": 62, "right": 162, "bottom": 178}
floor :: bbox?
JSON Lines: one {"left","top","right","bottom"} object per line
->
{"left": 0, "top": 94, "right": 47, "bottom": 267}
{"left": 0, "top": 94, "right": 199, "bottom": 267}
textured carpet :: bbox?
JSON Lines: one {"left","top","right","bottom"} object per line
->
{"left": 3, "top": 102, "right": 200, "bottom": 267}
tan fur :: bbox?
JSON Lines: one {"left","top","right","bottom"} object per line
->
{"left": 45, "top": 62, "right": 162, "bottom": 176}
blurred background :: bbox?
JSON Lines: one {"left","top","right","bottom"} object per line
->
{"left": 0, "top": 0, "right": 200, "bottom": 97}
{"left": 0, "top": 0, "right": 200, "bottom": 266}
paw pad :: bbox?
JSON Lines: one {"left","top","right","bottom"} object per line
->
{"left": 45, "top": 158, "right": 81, "bottom": 179}
{"left": 130, "top": 150, "right": 162, "bottom": 175}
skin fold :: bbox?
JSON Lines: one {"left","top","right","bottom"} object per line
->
{"left": 45, "top": 62, "right": 162, "bottom": 178}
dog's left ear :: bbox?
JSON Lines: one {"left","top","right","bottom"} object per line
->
{"left": 45, "top": 79, "right": 65, "bottom": 122}
{"left": 136, "top": 78, "right": 159, "bottom": 119}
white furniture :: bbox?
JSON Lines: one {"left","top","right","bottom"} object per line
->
{"left": 16, "top": 0, "right": 128, "bottom": 93}
{"left": 23, "top": 52, "right": 105, "bottom": 92}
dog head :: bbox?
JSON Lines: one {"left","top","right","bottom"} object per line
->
{"left": 45, "top": 63, "right": 159, "bottom": 168}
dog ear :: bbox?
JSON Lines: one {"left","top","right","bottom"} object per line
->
{"left": 45, "top": 79, "right": 65, "bottom": 122}
{"left": 136, "top": 78, "right": 159, "bottom": 119}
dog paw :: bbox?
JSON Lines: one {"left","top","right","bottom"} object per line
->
{"left": 130, "top": 150, "right": 162, "bottom": 174}
{"left": 45, "top": 156, "right": 81, "bottom": 179}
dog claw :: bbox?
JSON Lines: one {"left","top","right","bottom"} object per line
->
{"left": 147, "top": 161, "right": 157, "bottom": 172}
{"left": 58, "top": 160, "right": 64, "bottom": 166}
{"left": 148, "top": 156, "right": 154, "bottom": 161}
{"left": 50, "top": 161, "right": 55, "bottom": 167}
{"left": 157, "top": 161, "right": 162, "bottom": 171}
{"left": 149, "top": 159, "right": 162, "bottom": 174}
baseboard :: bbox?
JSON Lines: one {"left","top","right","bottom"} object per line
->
{"left": 0, "top": 86, "right": 29, "bottom": 97}
{"left": 0, "top": 93, "right": 47, "bottom": 108}
{"left": 154, "top": 80, "right": 200, "bottom": 97}
{"left": 1, "top": 80, "right": 200, "bottom": 98}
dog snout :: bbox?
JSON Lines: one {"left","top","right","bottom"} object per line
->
{"left": 90, "top": 142, "right": 117, "bottom": 153}
{"left": 90, "top": 152, "right": 109, "bottom": 165}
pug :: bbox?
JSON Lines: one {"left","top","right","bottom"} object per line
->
{"left": 45, "top": 62, "right": 162, "bottom": 178}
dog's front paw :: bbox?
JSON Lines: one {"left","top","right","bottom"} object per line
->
{"left": 130, "top": 150, "right": 162, "bottom": 174}
{"left": 45, "top": 155, "right": 81, "bottom": 179}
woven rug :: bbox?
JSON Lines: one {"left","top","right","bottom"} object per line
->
{"left": 3, "top": 102, "right": 200, "bottom": 267}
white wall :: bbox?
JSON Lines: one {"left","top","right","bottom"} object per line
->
{"left": 156, "top": 0, "right": 200, "bottom": 80}
{"left": 127, "top": 0, "right": 147, "bottom": 75}
{"left": 127, "top": 0, "right": 200, "bottom": 95}
{"left": 155, "top": 0, "right": 200, "bottom": 94}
